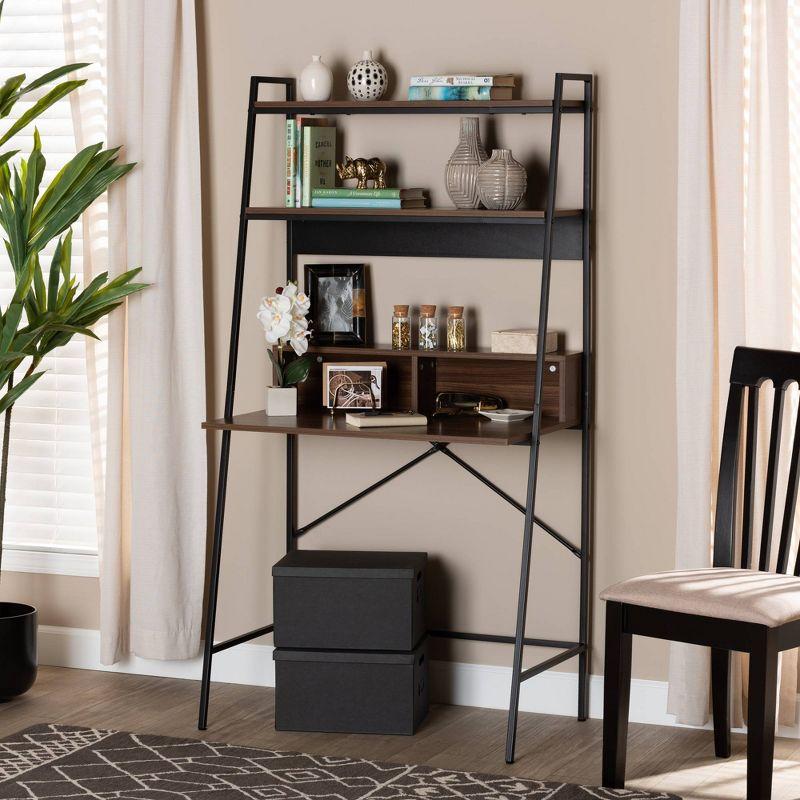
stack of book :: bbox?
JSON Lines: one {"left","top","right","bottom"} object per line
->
{"left": 407, "top": 74, "right": 517, "bottom": 101}
{"left": 310, "top": 187, "right": 429, "bottom": 209}
{"left": 285, "top": 117, "right": 336, "bottom": 207}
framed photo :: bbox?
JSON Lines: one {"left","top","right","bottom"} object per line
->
{"left": 323, "top": 362, "right": 385, "bottom": 410}
{"left": 304, "top": 263, "right": 367, "bottom": 345}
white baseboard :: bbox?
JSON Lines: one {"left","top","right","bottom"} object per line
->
{"left": 37, "top": 625, "right": 800, "bottom": 738}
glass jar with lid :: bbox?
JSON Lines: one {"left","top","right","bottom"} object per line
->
{"left": 391, "top": 304, "right": 411, "bottom": 350}
{"left": 446, "top": 306, "right": 466, "bottom": 352}
{"left": 418, "top": 304, "right": 439, "bottom": 350}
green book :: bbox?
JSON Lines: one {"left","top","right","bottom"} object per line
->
{"left": 312, "top": 187, "right": 426, "bottom": 200}
{"left": 302, "top": 126, "right": 336, "bottom": 207}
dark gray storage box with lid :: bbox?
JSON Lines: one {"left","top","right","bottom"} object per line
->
{"left": 273, "top": 638, "right": 428, "bottom": 735}
{"left": 272, "top": 550, "right": 426, "bottom": 651}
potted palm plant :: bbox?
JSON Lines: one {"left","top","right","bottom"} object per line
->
{"left": 0, "top": 3, "right": 146, "bottom": 699}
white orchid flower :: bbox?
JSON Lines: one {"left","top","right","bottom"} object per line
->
{"left": 257, "top": 284, "right": 313, "bottom": 386}
{"left": 257, "top": 296, "right": 293, "bottom": 344}
{"left": 293, "top": 291, "right": 311, "bottom": 314}
{"left": 289, "top": 333, "right": 310, "bottom": 356}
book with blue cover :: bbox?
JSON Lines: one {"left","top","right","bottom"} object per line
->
{"left": 408, "top": 85, "right": 513, "bottom": 101}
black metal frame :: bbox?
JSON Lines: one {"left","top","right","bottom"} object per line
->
{"left": 198, "top": 73, "right": 595, "bottom": 766}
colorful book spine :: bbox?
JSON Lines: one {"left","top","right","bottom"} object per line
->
{"left": 408, "top": 85, "right": 492, "bottom": 101}
{"left": 311, "top": 198, "right": 403, "bottom": 209}
{"left": 312, "top": 187, "right": 402, "bottom": 199}
{"left": 410, "top": 75, "right": 495, "bottom": 87}
{"left": 302, "top": 126, "right": 336, "bottom": 206}
{"left": 295, "top": 119, "right": 302, "bottom": 207}
{"left": 285, "top": 119, "right": 296, "bottom": 207}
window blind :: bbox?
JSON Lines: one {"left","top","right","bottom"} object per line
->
{"left": 0, "top": 0, "right": 102, "bottom": 555}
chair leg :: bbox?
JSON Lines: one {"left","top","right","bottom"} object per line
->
{"left": 711, "top": 647, "right": 731, "bottom": 758}
{"left": 602, "top": 602, "right": 632, "bottom": 789}
{"left": 747, "top": 634, "right": 778, "bottom": 800}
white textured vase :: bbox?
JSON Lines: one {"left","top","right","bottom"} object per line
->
{"left": 476, "top": 148, "right": 527, "bottom": 210}
{"left": 347, "top": 50, "right": 388, "bottom": 101}
{"left": 445, "top": 117, "right": 488, "bottom": 209}
{"left": 299, "top": 55, "right": 333, "bottom": 102}
{"left": 265, "top": 387, "right": 297, "bottom": 416}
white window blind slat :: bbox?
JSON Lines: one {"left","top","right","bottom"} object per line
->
{"left": 1, "top": 0, "right": 101, "bottom": 556}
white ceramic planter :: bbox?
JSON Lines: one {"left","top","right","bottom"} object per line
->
{"left": 266, "top": 386, "right": 297, "bottom": 416}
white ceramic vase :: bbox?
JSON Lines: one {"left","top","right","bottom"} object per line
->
{"left": 266, "top": 386, "right": 297, "bottom": 416}
{"left": 299, "top": 55, "right": 333, "bottom": 102}
{"left": 347, "top": 50, "right": 388, "bottom": 101}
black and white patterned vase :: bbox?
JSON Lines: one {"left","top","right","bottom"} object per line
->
{"left": 347, "top": 50, "right": 388, "bottom": 101}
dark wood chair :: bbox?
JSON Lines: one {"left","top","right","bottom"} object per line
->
{"left": 601, "top": 346, "right": 800, "bottom": 800}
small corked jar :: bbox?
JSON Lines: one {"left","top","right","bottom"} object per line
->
{"left": 392, "top": 304, "right": 411, "bottom": 350}
{"left": 418, "top": 304, "right": 439, "bottom": 350}
{"left": 446, "top": 306, "right": 466, "bottom": 352}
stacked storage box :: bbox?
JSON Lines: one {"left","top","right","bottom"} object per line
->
{"left": 272, "top": 550, "right": 428, "bottom": 735}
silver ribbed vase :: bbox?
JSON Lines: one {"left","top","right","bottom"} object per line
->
{"left": 445, "top": 117, "right": 487, "bottom": 209}
{"left": 476, "top": 148, "right": 527, "bottom": 210}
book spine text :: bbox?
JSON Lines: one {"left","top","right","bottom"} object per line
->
{"left": 409, "top": 75, "right": 494, "bottom": 87}
{"left": 312, "top": 187, "right": 402, "bottom": 199}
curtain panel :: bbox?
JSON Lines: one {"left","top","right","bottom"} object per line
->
{"left": 63, "top": 0, "right": 207, "bottom": 663}
{"left": 673, "top": 0, "right": 798, "bottom": 728}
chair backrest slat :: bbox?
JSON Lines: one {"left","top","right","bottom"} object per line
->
{"left": 740, "top": 386, "right": 759, "bottom": 569}
{"left": 713, "top": 383, "right": 743, "bottom": 569}
{"left": 758, "top": 389, "right": 786, "bottom": 570}
{"left": 715, "top": 347, "right": 800, "bottom": 575}
{"left": 777, "top": 402, "right": 800, "bottom": 573}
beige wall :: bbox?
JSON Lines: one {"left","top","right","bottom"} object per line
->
{"left": 2, "top": 0, "right": 680, "bottom": 684}
{"left": 197, "top": 0, "right": 680, "bottom": 681}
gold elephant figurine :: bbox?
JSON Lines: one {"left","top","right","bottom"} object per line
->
{"left": 336, "top": 156, "right": 387, "bottom": 189}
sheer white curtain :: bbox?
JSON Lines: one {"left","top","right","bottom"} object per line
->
{"left": 63, "top": 0, "right": 207, "bottom": 663}
{"left": 672, "top": 0, "right": 799, "bottom": 728}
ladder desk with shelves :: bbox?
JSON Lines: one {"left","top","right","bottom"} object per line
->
{"left": 199, "top": 73, "right": 595, "bottom": 765}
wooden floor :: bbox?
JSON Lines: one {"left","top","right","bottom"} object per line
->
{"left": 1, "top": 667, "right": 799, "bottom": 799}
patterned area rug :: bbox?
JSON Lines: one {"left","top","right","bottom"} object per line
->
{"left": 0, "top": 724, "right": 681, "bottom": 799}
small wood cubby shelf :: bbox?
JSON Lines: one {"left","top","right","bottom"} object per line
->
{"left": 203, "top": 346, "right": 581, "bottom": 446}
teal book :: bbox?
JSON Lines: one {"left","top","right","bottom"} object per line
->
{"left": 407, "top": 85, "right": 512, "bottom": 101}
{"left": 311, "top": 198, "right": 432, "bottom": 209}
{"left": 301, "top": 125, "right": 336, "bottom": 207}
{"left": 311, "top": 187, "right": 426, "bottom": 200}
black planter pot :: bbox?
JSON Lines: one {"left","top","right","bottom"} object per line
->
{"left": 0, "top": 603, "right": 37, "bottom": 699}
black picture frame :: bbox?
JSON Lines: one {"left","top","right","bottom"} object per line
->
{"left": 304, "top": 263, "right": 367, "bottom": 346}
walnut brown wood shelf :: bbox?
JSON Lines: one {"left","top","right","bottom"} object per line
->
{"left": 202, "top": 410, "right": 572, "bottom": 446}
{"left": 198, "top": 74, "right": 595, "bottom": 768}
{"left": 306, "top": 345, "right": 580, "bottom": 361}
{"left": 245, "top": 207, "right": 581, "bottom": 221}
{"left": 253, "top": 98, "right": 585, "bottom": 115}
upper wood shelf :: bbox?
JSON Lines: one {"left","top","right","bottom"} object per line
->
{"left": 203, "top": 409, "right": 573, "bottom": 446}
{"left": 307, "top": 345, "right": 580, "bottom": 362}
{"left": 246, "top": 207, "right": 582, "bottom": 224}
{"left": 254, "top": 99, "right": 586, "bottom": 116}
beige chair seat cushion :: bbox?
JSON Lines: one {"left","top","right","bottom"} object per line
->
{"left": 600, "top": 568, "right": 800, "bottom": 627}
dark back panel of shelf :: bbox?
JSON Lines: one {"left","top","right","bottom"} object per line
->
{"left": 291, "top": 217, "right": 583, "bottom": 261}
